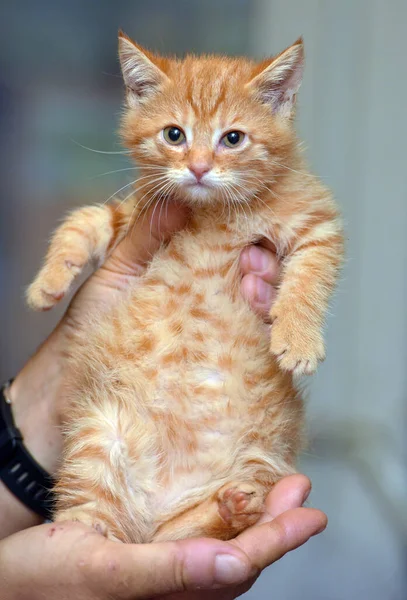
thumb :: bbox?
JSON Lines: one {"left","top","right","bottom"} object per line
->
{"left": 108, "top": 200, "right": 190, "bottom": 275}
{"left": 97, "top": 537, "right": 254, "bottom": 598}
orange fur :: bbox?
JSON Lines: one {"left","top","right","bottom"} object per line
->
{"left": 27, "top": 34, "right": 343, "bottom": 542}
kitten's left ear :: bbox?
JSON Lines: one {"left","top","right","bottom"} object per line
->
{"left": 118, "top": 31, "right": 169, "bottom": 107}
{"left": 248, "top": 38, "right": 304, "bottom": 118}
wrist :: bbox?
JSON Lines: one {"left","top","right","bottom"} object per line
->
{"left": 0, "top": 329, "right": 67, "bottom": 538}
{"left": 7, "top": 327, "right": 66, "bottom": 475}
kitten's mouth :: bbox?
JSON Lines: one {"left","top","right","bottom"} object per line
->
{"left": 174, "top": 179, "right": 219, "bottom": 205}
{"left": 187, "top": 181, "right": 210, "bottom": 188}
{"left": 186, "top": 180, "right": 216, "bottom": 195}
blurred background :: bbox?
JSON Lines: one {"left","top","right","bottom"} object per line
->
{"left": 0, "top": 1, "right": 406, "bottom": 598}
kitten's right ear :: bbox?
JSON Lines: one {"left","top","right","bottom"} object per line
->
{"left": 118, "top": 32, "right": 168, "bottom": 107}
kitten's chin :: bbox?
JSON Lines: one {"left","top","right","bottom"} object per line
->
{"left": 175, "top": 183, "right": 219, "bottom": 207}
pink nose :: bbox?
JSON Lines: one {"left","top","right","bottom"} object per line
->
{"left": 188, "top": 164, "right": 211, "bottom": 182}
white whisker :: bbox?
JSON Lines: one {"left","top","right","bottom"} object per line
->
{"left": 102, "top": 178, "right": 139, "bottom": 206}
{"left": 107, "top": 173, "right": 169, "bottom": 208}
{"left": 70, "top": 139, "right": 132, "bottom": 155}
{"left": 150, "top": 180, "right": 176, "bottom": 240}
{"left": 91, "top": 167, "right": 139, "bottom": 179}
{"left": 133, "top": 177, "right": 175, "bottom": 237}
{"left": 269, "top": 159, "right": 314, "bottom": 178}
{"left": 227, "top": 183, "right": 251, "bottom": 238}
{"left": 157, "top": 181, "right": 177, "bottom": 239}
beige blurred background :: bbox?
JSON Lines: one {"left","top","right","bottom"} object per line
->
{"left": 0, "top": 1, "right": 406, "bottom": 598}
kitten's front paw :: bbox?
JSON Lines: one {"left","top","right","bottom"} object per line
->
{"left": 270, "top": 309, "right": 325, "bottom": 375}
{"left": 27, "top": 256, "right": 85, "bottom": 311}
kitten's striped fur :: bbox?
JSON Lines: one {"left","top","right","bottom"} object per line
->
{"left": 27, "top": 34, "right": 343, "bottom": 542}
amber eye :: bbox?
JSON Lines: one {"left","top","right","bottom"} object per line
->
{"left": 163, "top": 126, "right": 186, "bottom": 146}
{"left": 221, "top": 131, "right": 245, "bottom": 148}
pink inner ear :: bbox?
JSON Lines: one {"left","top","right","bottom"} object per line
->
{"left": 119, "top": 35, "right": 168, "bottom": 102}
{"left": 250, "top": 42, "right": 304, "bottom": 114}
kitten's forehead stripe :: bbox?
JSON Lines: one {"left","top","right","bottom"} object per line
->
{"left": 171, "top": 58, "right": 254, "bottom": 122}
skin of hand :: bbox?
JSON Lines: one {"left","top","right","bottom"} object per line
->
{"left": 0, "top": 202, "right": 327, "bottom": 600}
{"left": 0, "top": 474, "right": 326, "bottom": 600}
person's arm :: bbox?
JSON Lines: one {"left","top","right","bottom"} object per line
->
{"left": 0, "top": 331, "right": 68, "bottom": 536}
{"left": 0, "top": 474, "right": 326, "bottom": 600}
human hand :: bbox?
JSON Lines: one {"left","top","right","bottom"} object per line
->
{"left": 240, "top": 242, "right": 279, "bottom": 322}
{"left": 0, "top": 474, "right": 326, "bottom": 600}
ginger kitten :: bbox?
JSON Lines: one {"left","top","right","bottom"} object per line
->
{"left": 27, "top": 33, "right": 343, "bottom": 542}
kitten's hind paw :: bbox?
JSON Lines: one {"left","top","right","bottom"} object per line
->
{"left": 26, "top": 257, "right": 85, "bottom": 311}
{"left": 54, "top": 508, "right": 122, "bottom": 541}
{"left": 217, "top": 482, "right": 265, "bottom": 529}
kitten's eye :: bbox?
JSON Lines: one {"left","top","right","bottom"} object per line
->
{"left": 221, "top": 131, "right": 245, "bottom": 148}
{"left": 163, "top": 126, "right": 186, "bottom": 146}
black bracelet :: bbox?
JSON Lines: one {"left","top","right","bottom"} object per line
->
{"left": 0, "top": 380, "right": 55, "bottom": 520}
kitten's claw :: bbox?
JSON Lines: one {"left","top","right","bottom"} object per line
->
{"left": 278, "top": 353, "right": 320, "bottom": 376}
{"left": 270, "top": 312, "right": 325, "bottom": 375}
{"left": 27, "top": 259, "right": 84, "bottom": 311}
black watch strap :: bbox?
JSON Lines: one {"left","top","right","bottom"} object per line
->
{"left": 0, "top": 380, "right": 55, "bottom": 520}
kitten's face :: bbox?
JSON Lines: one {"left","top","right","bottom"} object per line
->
{"left": 119, "top": 36, "right": 304, "bottom": 208}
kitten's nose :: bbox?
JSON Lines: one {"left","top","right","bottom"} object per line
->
{"left": 188, "top": 163, "right": 211, "bottom": 182}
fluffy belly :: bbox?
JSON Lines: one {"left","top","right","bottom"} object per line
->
{"left": 128, "top": 286, "right": 281, "bottom": 514}
{"left": 56, "top": 226, "right": 303, "bottom": 543}
{"left": 67, "top": 241, "right": 300, "bottom": 530}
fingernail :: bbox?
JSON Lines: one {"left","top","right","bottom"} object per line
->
{"left": 249, "top": 246, "right": 268, "bottom": 273}
{"left": 256, "top": 278, "right": 272, "bottom": 304}
{"left": 214, "top": 554, "right": 248, "bottom": 585}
